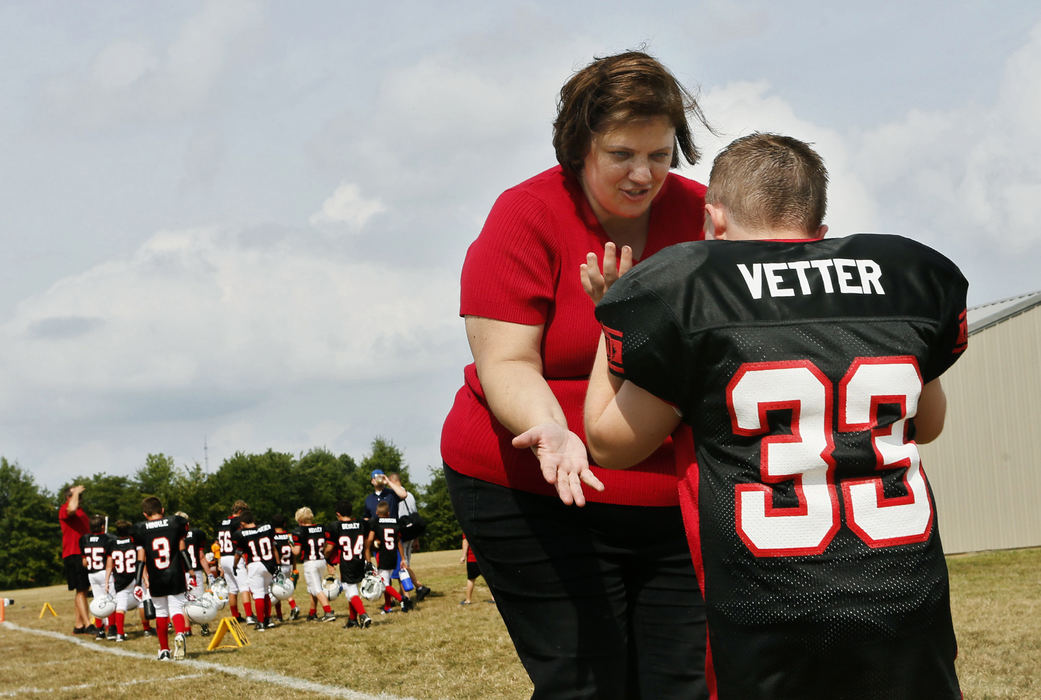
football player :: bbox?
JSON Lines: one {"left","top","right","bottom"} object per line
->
{"left": 177, "top": 511, "right": 214, "bottom": 636}
{"left": 324, "top": 500, "right": 372, "bottom": 627}
{"left": 79, "top": 514, "right": 114, "bottom": 639}
{"left": 216, "top": 500, "right": 254, "bottom": 623}
{"left": 104, "top": 520, "right": 135, "bottom": 641}
{"left": 133, "top": 497, "right": 191, "bottom": 661}
{"left": 270, "top": 513, "right": 299, "bottom": 621}
{"left": 292, "top": 506, "right": 335, "bottom": 621}
{"left": 579, "top": 133, "right": 965, "bottom": 698}
{"left": 364, "top": 500, "right": 412, "bottom": 614}
{"left": 231, "top": 509, "right": 281, "bottom": 631}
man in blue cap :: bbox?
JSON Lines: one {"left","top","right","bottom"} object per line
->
{"left": 363, "top": 469, "right": 405, "bottom": 520}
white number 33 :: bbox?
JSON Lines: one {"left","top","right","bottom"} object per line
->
{"left": 728, "top": 357, "right": 933, "bottom": 557}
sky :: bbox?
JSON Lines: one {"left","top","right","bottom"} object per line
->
{"left": 2, "top": 1, "right": 1040, "bottom": 492}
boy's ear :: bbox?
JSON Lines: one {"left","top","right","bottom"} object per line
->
{"left": 705, "top": 203, "right": 729, "bottom": 240}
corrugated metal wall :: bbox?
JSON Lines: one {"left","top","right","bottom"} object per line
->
{"left": 920, "top": 304, "right": 1041, "bottom": 554}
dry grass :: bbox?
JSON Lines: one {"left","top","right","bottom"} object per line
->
{"left": 1, "top": 547, "right": 1037, "bottom": 699}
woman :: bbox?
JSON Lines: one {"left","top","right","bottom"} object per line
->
{"left": 441, "top": 51, "right": 711, "bottom": 700}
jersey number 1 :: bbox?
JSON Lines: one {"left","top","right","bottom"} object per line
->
{"left": 728, "top": 357, "right": 933, "bottom": 557}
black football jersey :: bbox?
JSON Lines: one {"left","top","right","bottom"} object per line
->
{"left": 272, "top": 531, "right": 294, "bottom": 568}
{"left": 293, "top": 525, "right": 327, "bottom": 562}
{"left": 133, "top": 515, "right": 189, "bottom": 597}
{"left": 232, "top": 523, "right": 278, "bottom": 573}
{"left": 216, "top": 516, "right": 240, "bottom": 557}
{"left": 107, "top": 536, "right": 138, "bottom": 591}
{"left": 369, "top": 516, "right": 401, "bottom": 571}
{"left": 184, "top": 528, "right": 209, "bottom": 571}
{"left": 327, "top": 519, "right": 368, "bottom": 583}
{"left": 596, "top": 234, "right": 966, "bottom": 699}
{"left": 79, "top": 533, "right": 111, "bottom": 574}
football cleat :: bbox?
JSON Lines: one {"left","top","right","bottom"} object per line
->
{"left": 200, "top": 624, "right": 211, "bottom": 637}
{"left": 344, "top": 618, "right": 358, "bottom": 629}
{"left": 142, "top": 627, "right": 155, "bottom": 637}
{"left": 358, "top": 613, "right": 372, "bottom": 628}
{"left": 401, "top": 597, "right": 413, "bottom": 613}
{"left": 107, "top": 626, "right": 118, "bottom": 640}
{"left": 157, "top": 649, "right": 171, "bottom": 661}
{"left": 115, "top": 634, "right": 126, "bottom": 643}
{"left": 244, "top": 616, "right": 257, "bottom": 625}
{"left": 95, "top": 628, "right": 106, "bottom": 640}
{"left": 173, "top": 633, "right": 186, "bottom": 660}
{"left": 320, "top": 612, "right": 336, "bottom": 622}
{"left": 290, "top": 607, "right": 300, "bottom": 620}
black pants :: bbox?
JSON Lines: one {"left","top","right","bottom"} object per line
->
{"left": 446, "top": 465, "right": 707, "bottom": 700}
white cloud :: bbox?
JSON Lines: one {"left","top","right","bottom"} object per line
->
{"left": 308, "top": 182, "right": 387, "bottom": 231}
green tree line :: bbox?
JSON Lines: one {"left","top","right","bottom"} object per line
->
{"left": 0, "top": 439, "right": 460, "bottom": 590}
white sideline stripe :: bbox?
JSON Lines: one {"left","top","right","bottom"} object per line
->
{"left": 0, "top": 674, "right": 206, "bottom": 697}
{"left": 2, "top": 622, "right": 416, "bottom": 700}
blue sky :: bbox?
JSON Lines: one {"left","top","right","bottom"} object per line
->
{"left": 2, "top": 1, "right": 1039, "bottom": 490}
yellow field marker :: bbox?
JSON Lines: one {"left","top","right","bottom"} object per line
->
{"left": 206, "top": 616, "right": 250, "bottom": 651}
{"left": 39, "top": 602, "right": 58, "bottom": 618}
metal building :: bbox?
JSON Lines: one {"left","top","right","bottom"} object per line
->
{"left": 920, "top": 290, "right": 1041, "bottom": 554}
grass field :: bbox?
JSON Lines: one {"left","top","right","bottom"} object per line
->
{"left": 1, "top": 546, "right": 1038, "bottom": 699}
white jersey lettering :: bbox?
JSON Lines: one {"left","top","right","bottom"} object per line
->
{"left": 737, "top": 259, "right": 885, "bottom": 299}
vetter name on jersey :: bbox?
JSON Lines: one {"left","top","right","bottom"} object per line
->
{"left": 738, "top": 258, "right": 884, "bottom": 300}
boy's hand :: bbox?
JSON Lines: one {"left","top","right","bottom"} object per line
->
{"left": 133, "top": 586, "right": 145, "bottom": 602}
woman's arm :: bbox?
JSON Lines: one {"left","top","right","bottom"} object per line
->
{"left": 466, "top": 315, "right": 603, "bottom": 506}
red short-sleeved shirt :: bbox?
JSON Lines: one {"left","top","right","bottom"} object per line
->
{"left": 59, "top": 502, "right": 90, "bottom": 558}
{"left": 441, "top": 166, "right": 706, "bottom": 507}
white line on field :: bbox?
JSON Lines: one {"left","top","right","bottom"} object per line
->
{"left": 0, "top": 674, "right": 206, "bottom": 697}
{"left": 1, "top": 622, "right": 417, "bottom": 700}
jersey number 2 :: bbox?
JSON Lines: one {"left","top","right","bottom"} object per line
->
{"left": 728, "top": 357, "right": 933, "bottom": 557}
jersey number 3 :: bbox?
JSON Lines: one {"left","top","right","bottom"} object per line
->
{"left": 728, "top": 357, "right": 933, "bottom": 557}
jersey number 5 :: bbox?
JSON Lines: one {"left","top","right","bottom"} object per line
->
{"left": 728, "top": 357, "right": 933, "bottom": 557}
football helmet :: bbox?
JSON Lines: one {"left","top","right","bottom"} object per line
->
{"left": 322, "top": 576, "right": 342, "bottom": 601}
{"left": 359, "top": 570, "right": 385, "bottom": 601}
{"left": 271, "top": 572, "right": 294, "bottom": 601}
{"left": 185, "top": 593, "right": 219, "bottom": 624}
{"left": 89, "top": 593, "right": 116, "bottom": 618}
{"left": 210, "top": 578, "right": 229, "bottom": 608}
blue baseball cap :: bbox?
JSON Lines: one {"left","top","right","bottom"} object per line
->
{"left": 371, "top": 469, "right": 385, "bottom": 479}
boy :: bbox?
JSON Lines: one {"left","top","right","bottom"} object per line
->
{"left": 231, "top": 509, "right": 281, "bottom": 631}
{"left": 104, "top": 519, "right": 152, "bottom": 641}
{"left": 133, "top": 497, "right": 191, "bottom": 661}
{"left": 292, "top": 506, "right": 335, "bottom": 621}
{"left": 364, "top": 500, "right": 412, "bottom": 614}
{"left": 325, "top": 500, "right": 372, "bottom": 628}
{"left": 79, "top": 514, "right": 114, "bottom": 639}
{"left": 270, "top": 513, "right": 299, "bottom": 621}
{"left": 577, "top": 133, "right": 965, "bottom": 698}
{"left": 216, "top": 500, "right": 254, "bottom": 623}
{"left": 178, "top": 511, "right": 214, "bottom": 636}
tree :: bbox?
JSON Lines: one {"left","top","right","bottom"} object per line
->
{"left": 0, "top": 458, "right": 62, "bottom": 588}
{"left": 417, "top": 467, "right": 460, "bottom": 552}
{"left": 136, "top": 453, "right": 178, "bottom": 511}
{"left": 61, "top": 473, "right": 140, "bottom": 524}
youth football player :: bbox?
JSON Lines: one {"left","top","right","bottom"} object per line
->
{"left": 177, "top": 511, "right": 214, "bottom": 636}
{"left": 575, "top": 133, "right": 965, "bottom": 698}
{"left": 133, "top": 497, "right": 192, "bottom": 661}
{"left": 80, "top": 514, "right": 113, "bottom": 639}
{"left": 270, "top": 513, "right": 299, "bottom": 621}
{"left": 104, "top": 519, "right": 143, "bottom": 642}
{"left": 325, "top": 500, "right": 373, "bottom": 628}
{"left": 216, "top": 500, "right": 254, "bottom": 623}
{"left": 292, "top": 506, "right": 335, "bottom": 621}
{"left": 364, "top": 500, "right": 412, "bottom": 614}
{"left": 231, "top": 509, "right": 281, "bottom": 631}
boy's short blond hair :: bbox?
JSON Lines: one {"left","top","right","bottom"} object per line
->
{"left": 295, "top": 506, "right": 314, "bottom": 524}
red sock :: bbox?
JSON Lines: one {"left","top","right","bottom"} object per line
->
{"left": 254, "top": 597, "right": 266, "bottom": 622}
{"left": 322, "top": 604, "right": 332, "bottom": 613}
{"left": 230, "top": 604, "right": 241, "bottom": 618}
{"left": 349, "top": 596, "right": 366, "bottom": 616}
{"left": 385, "top": 587, "right": 402, "bottom": 603}
{"left": 94, "top": 617, "right": 103, "bottom": 629}
{"left": 114, "top": 612, "right": 125, "bottom": 635}
{"left": 288, "top": 599, "right": 297, "bottom": 609}
{"left": 309, "top": 608, "right": 317, "bottom": 616}
{"left": 157, "top": 616, "right": 169, "bottom": 649}
{"left": 172, "top": 613, "right": 187, "bottom": 634}
{"left": 244, "top": 601, "right": 254, "bottom": 617}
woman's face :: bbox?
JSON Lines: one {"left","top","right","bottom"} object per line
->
{"left": 580, "top": 115, "right": 676, "bottom": 225}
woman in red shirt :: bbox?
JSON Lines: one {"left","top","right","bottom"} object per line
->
{"left": 441, "top": 51, "right": 711, "bottom": 700}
